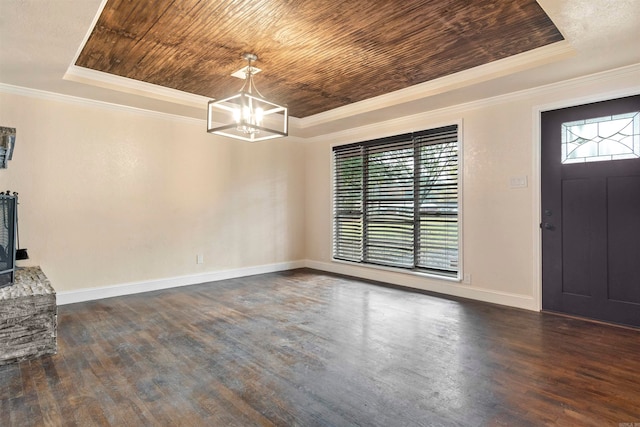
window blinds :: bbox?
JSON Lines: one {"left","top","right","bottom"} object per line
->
{"left": 333, "top": 124, "right": 459, "bottom": 276}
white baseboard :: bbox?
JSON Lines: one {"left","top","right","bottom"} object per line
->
{"left": 56, "top": 260, "right": 306, "bottom": 305}
{"left": 57, "top": 259, "right": 535, "bottom": 311}
{"left": 304, "top": 259, "right": 537, "bottom": 311}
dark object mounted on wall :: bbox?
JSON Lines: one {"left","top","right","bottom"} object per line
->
{"left": 0, "top": 127, "right": 16, "bottom": 169}
{"left": 16, "top": 248, "right": 29, "bottom": 260}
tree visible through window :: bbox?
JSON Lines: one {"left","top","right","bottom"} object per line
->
{"left": 333, "top": 125, "right": 459, "bottom": 277}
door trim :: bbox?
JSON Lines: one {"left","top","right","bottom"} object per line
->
{"left": 533, "top": 88, "right": 640, "bottom": 312}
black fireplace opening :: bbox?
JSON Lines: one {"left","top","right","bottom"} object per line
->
{"left": 0, "top": 193, "right": 17, "bottom": 288}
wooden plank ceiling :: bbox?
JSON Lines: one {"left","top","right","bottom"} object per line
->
{"left": 76, "top": 0, "right": 563, "bottom": 118}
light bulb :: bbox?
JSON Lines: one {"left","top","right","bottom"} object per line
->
{"left": 255, "top": 107, "right": 264, "bottom": 126}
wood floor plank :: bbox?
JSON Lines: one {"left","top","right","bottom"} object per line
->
{"left": 1, "top": 268, "right": 640, "bottom": 426}
{"left": 30, "top": 358, "right": 64, "bottom": 427}
{"left": 0, "top": 363, "right": 23, "bottom": 399}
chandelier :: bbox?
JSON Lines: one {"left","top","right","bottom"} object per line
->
{"left": 207, "top": 53, "right": 288, "bottom": 142}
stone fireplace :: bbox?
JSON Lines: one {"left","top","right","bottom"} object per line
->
{"left": 0, "top": 192, "right": 56, "bottom": 364}
{"left": 0, "top": 267, "right": 57, "bottom": 365}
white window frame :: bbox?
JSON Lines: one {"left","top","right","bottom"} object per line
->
{"left": 330, "top": 121, "right": 464, "bottom": 282}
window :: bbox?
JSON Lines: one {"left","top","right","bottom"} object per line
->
{"left": 333, "top": 124, "right": 459, "bottom": 278}
{"left": 561, "top": 111, "right": 640, "bottom": 164}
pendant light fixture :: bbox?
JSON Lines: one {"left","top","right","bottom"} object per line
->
{"left": 207, "top": 53, "right": 288, "bottom": 142}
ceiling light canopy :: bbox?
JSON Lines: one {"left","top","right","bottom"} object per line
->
{"left": 207, "top": 53, "right": 288, "bottom": 142}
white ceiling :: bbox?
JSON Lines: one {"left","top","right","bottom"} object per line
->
{"left": 1, "top": 0, "right": 639, "bottom": 138}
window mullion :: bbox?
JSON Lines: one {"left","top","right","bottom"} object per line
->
{"left": 361, "top": 145, "right": 368, "bottom": 263}
{"left": 413, "top": 138, "right": 420, "bottom": 268}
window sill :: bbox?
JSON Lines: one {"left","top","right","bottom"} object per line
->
{"left": 331, "top": 258, "right": 461, "bottom": 283}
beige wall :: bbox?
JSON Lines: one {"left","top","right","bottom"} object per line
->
{"left": 1, "top": 64, "right": 638, "bottom": 309}
{"left": 303, "top": 66, "right": 640, "bottom": 310}
{"left": 0, "top": 92, "right": 306, "bottom": 292}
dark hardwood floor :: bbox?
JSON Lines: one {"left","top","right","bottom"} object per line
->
{"left": 1, "top": 269, "right": 639, "bottom": 426}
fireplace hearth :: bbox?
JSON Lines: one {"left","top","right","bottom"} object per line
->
{"left": 0, "top": 266, "right": 57, "bottom": 365}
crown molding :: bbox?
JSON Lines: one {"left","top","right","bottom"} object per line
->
{"left": 0, "top": 81, "right": 306, "bottom": 136}
{"left": 3, "top": 61, "right": 639, "bottom": 143}
{"left": 64, "top": 65, "right": 211, "bottom": 109}
{"left": 64, "top": 0, "right": 210, "bottom": 109}
{"left": 305, "top": 62, "right": 640, "bottom": 145}
{"left": 0, "top": 83, "right": 203, "bottom": 125}
{"left": 296, "top": 40, "right": 575, "bottom": 129}
{"left": 62, "top": 36, "right": 573, "bottom": 126}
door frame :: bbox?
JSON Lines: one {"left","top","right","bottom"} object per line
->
{"left": 533, "top": 88, "right": 640, "bottom": 312}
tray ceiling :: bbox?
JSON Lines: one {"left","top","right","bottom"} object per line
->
{"left": 76, "top": 0, "right": 563, "bottom": 119}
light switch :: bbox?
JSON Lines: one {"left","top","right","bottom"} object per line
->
{"left": 509, "top": 176, "right": 528, "bottom": 188}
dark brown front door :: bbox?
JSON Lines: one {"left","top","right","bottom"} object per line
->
{"left": 541, "top": 95, "right": 640, "bottom": 327}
